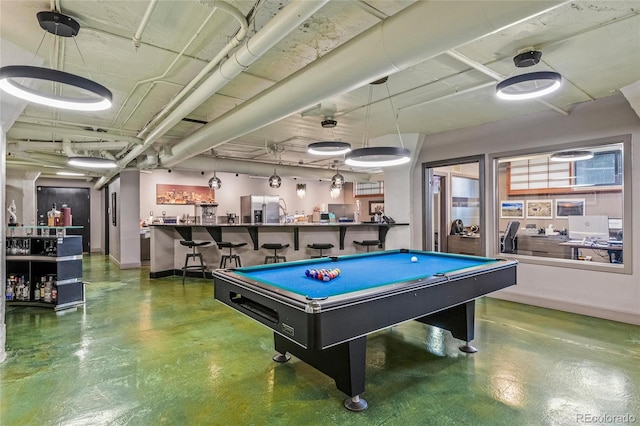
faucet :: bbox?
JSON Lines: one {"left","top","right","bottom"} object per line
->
{"left": 279, "top": 198, "right": 288, "bottom": 223}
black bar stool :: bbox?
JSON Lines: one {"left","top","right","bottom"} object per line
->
{"left": 307, "top": 243, "right": 334, "bottom": 258}
{"left": 217, "top": 242, "right": 247, "bottom": 268}
{"left": 179, "top": 240, "right": 211, "bottom": 284}
{"left": 353, "top": 240, "right": 380, "bottom": 252}
{"left": 261, "top": 243, "right": 290, "bottom": 263}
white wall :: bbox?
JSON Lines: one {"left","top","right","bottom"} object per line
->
{"left": 139, "top": 169, "right": 346, "bottom": 221}
{"left": 411, "top": 94, "right": 640, "bottom": 324}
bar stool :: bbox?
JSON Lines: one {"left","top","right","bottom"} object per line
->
{"left": 179, "top": 240, "right": 211, "bottom": 285}
{"left": 217, "top": 242, "right": 247, "bottom": 268}
{"left": 307, "top": 243, "right": 334, "bottom": 258}
{"left": 353, "top": 240, "right": 380, "bottom": 252}
{"left": 261, "top": 243, "right": 290, "bottom": 264}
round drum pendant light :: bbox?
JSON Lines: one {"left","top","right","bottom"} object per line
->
{"left": 496, "top": 71, "right": 561, "bottom": 101}
{"left": 67, "top": 156, "right": 117, "bottom": 169}
{"left": 345, "top": 147, "right": 411, "bottom": 168}
{"left": 307, "top": 141, "right": 352, "bottom": 156}
{"left": 0, "top": 11, "right": 112, "bottom": 111}
{"left": 0, "top": 65, "right": 113, "bottom": 111}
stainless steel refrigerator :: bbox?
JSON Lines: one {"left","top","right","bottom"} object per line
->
{"left": 240, "top": 195, "right": 280, "bottom": 224}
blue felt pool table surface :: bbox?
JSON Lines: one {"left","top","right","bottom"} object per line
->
{"left": 234, "top": 250, "right": 498, "bottom": 299}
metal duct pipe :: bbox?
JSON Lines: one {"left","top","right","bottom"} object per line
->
{"left": 9, "top": 122, "right": 143, "bottom": 144}
{"left": 93, "top": 0, "right": 330, "bottom": 189}
{"left": 160, "top": 0, "right": 567, "bottom": 168}
{"left": 136, "top": 152, "right": 159, "bottom": 169}
{"left": 136, "top": 1, "right": 249, "bottom": 138}
{"left": 175, "top": 156, "right": 372, "bottom": 183}
{"left": 100, "top": 151, "right": 117, "bottom": 161}
{"left": 6, "top": 140, "right": 130, "bottom": 152}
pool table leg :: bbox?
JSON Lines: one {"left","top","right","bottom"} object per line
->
{"left": 416, "top": 300, "right": 477, "bottom": 353}
{"left": 273, "top": 333, "right": 368, "bottom": 411}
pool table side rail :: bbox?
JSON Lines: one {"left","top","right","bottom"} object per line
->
{"left": 213, "top": 259, "right": 517, "bottom": 350}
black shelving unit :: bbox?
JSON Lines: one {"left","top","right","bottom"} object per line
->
{"left": 5, "top": 229, "right": 84, "bottom": 311}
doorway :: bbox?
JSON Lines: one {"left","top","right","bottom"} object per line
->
{"left": 37, "top": 186, "right": 91, "bottom": 253}
{"left": 424, "top": 156, "right": 484, "bottom": 256}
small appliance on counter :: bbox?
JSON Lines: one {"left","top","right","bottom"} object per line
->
{"left": 226, "top": 212, "right": 237, "bottom": 224}
{"left": 196, "top": 203, "right": 218, "bottom": 225}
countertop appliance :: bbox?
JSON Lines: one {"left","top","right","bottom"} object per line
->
{"left": 240, "top": 195, "right": 280, "bottom": 224}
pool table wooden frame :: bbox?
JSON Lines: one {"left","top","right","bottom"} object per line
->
{"left": 213, "top": 249, "right": 517, "bottom": 411}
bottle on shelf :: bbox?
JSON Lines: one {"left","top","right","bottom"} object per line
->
{"left": 5, "top": 278, "right": 14, "bottom": 301}
{"left": 47, "top": 203, "right": 61, "bottom": 227}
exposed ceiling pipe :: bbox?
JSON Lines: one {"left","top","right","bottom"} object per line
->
{"left": 7, "top": 140, "right": 130, "bottom": 152}
{"left": 10, "top": 122, "right": 143, "bottom": 144}
{"left": 176, "top": 156, "right": 372, "bottom": 182}
{"left": 132, "top": 0, "right": 158, "bottom": 50}
{"left": 94, "top": 0, "right": 330, "bottom": 189}
{"left": 135, "top": 1, "right": 249, "bottom": 137}
{"left": 135, "top": 151, "right": 159, "bottom": 169}
{"left": 159, "top": 0, "right": 569, "bottom": 168}
{"left": 61, "top": 137, "right": 76, "bottom": 157}
{"left": 115, "top": 2, "right": 239, "bottom": 129}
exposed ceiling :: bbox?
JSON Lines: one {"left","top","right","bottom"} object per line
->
{"left": 1, "top": 0, "right": 639, "bottom": 184}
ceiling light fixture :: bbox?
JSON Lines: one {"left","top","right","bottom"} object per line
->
{"left": 345, "top": 77, "right": 411, "bottom": 168}
{"left": 269, "top": 168, "right": 282, "bottom": 188}
{"left": 209, "top": 152, "right": 222, "bottom": 189}
{"left": 56, "top": 171, "right": 85, "bottom": 176}
{"left": 550, "top": 150, "right": 594, "bottom": 162}
{"left": 496, "top": 50, "right": 561, "bottom": 101}
{"left": 307, "top": 119, "right": 351, "bottom": 155}
{"left": 67, "top": 156, "right": 117, "bottom": 169}
{"left": 296, "top": 183, "right": 306, "bottom": 199}
{"left": 0, "top": 11, "right": 112, "bottom": 111}
{"left": 331, "top": 168, "right": 344, "bottom": 188}
{"left": 307, "top": 141, "right": 352, "bottom": 156}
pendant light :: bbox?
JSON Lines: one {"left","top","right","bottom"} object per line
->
{"left": 208, "top": 152, "right": 222, "bottom": 189}
{"left": 331, "top": 163, "right": 345, "bottom": 188}
{"left": 0, "top": 11, "right": 112, "bottom": 111}
{"left": 550, "top": 150, "right": 594, "bottom": 162}
{"left": 296, "top": 183, "right": 306, "bottom": 199}
{"left": 67, "top": 156, "right": 117, "bottom": 169}
{"left": 269, "top": 168, "right": 282, "bottom": 188}
{"left": 307, "top": 119, "right": 351, "bottom": 155}
{"left": 496, "top": 50, "right": 561, "bottom": 101}
{"left": 345, "top": 77, "right": 411, "bottom": 168}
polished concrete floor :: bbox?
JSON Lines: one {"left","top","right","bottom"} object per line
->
{"left": 2, "top": 254, "right": 639, "bottom": 425}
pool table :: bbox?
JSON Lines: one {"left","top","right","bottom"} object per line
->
{"left": 213, "top": 249, "right": 517, "bottom": 411}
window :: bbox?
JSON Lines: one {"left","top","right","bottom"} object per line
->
{"left": 354, "top": 181, "right": 384, "bottom": 196}
{"left": 495, "top": 138, "right": 628, "bottom": 270}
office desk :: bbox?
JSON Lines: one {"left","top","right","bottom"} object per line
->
{"left": 213, "top": 250, "right": 517, "bottom": 411}
{"left": 559, "top": 241, "right": 623, "bottom": 263}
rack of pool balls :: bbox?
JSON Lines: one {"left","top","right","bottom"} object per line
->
{"left": 305, "top": 268, "right": 341, "bottom": 282}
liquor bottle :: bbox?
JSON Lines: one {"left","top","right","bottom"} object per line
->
{"left": 5, "top": 278, "right": 13, "bottom": 301}
{"left": 33, "top": 281, "right": 41, "bottom": 301}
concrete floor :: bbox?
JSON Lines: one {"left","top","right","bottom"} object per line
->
{"left": 2, "top": 254, "right": 639, "bottom": 425}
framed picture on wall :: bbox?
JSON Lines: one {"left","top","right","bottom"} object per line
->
{"left": 500, "top": 200, "right": 524, "bottom": 219}
{"left": 526, "top": 200, "right": 553, "bottom": 219}
{"left": 368, "top": 200, "right": 385, "bottom": 215}
{"left": 555, "top": 199, "right": 585, "bottom": 218}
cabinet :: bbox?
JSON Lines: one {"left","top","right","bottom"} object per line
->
{"left": 5, "top": 227, "right": 84, "bottom": 311}
{"left": 447, "top": 235, "right": 481, "bottom": 256}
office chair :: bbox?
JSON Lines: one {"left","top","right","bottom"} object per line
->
{"left": 501, "top": 221, "right": 520, "bottom": 253}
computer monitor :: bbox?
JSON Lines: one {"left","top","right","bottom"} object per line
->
{"left": 568, "top": 215, "right": 609, "bottom": 241}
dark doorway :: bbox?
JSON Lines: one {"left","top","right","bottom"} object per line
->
{"left": 37, "top": 186, "right": 91, "bottom": 253}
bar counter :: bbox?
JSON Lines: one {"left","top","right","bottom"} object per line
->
{"left": 149, "top": 222, "right": 408, "bottom": 278}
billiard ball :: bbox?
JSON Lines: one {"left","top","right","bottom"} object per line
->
{"left": 411, "top": 256, "right": 418, "bottom": 263}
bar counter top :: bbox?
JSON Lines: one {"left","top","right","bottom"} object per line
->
{"left": 149, "top": 221, "right": 408, "bottom": 250}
